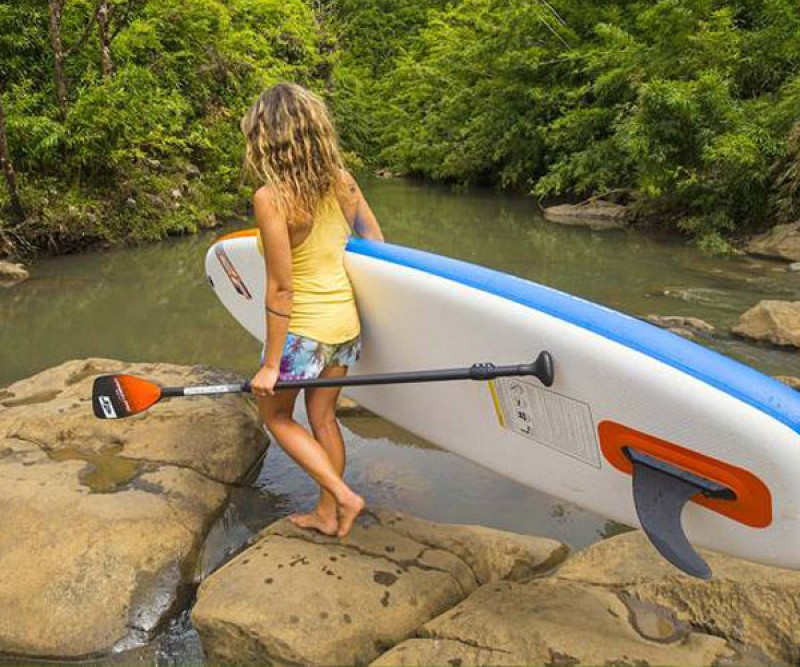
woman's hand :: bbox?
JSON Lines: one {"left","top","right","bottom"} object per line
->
{"left": 250, "top": 364, "right": 280, "bottom": 397}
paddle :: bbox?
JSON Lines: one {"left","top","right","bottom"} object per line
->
{"left": 92, "top": 351, "right": 554, "bottom": 420}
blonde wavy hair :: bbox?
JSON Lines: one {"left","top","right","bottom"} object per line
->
{"left": 241, "top": 83, "right": 345, "bottom": 221}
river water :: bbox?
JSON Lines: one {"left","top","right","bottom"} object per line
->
{"left": 2, "top": 176, "right": 800, "bottom": 663}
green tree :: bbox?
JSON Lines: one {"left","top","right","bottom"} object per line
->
{"left": 367, "top": 0, "right": 800, "bottom": 248}
{"left": 0, "top": 0, "right": 328, "bottom": 253}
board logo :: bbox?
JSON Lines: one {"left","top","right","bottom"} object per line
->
{"left": 215, "top": 244, "right": 253, "bottom": 300}
{"left": 97, "top": 395, "right": 117, "bottom": 419}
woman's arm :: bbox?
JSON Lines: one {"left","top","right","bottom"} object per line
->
{"left": 252, "top": 186, "right": 293, "bottom": 392}
{"left": 336, "top": 170, "right": 384, "bottom": 242}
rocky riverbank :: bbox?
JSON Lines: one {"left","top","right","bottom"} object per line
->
{"left": 0, "top": 358, "right": 266, "bottom": 659}
{"left": 3, "top": 359, "right": 800, "bottom": 666}
{"left": 193, "top": 513, "right": 800, "bottom": 667}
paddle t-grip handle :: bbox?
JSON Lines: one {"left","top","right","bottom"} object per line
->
{"left": 468, "top": 352, "right": 554, "bottom": 386}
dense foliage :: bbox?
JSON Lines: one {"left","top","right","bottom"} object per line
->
{"left": 1, "top": 0, "right": 799, "bottom": 255}
{"left": 0, "top": 0, "right": 327, "bottom": 254}
{"left": 335, "top": 0, "right": 800, "bottom": 251}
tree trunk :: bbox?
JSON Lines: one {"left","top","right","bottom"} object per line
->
{"left": 0, "top": 79, "right": 25, "bottom": 224}
{"left": 95, "top": 1, "right": 114, "bottom": 79}
{"left": 48, "top": 0, "right": 68, "bottom": 118}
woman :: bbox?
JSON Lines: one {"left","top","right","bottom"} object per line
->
{"left": 242, "top": 83, "right": 384, "bottom": 538}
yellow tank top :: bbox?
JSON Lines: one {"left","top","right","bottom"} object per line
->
{"left": 278, "top": 193, "right": 360, "bottom": 344}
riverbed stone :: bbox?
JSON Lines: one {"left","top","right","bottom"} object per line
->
{"left": 543, "top": 201, "right": 628, "bottom": 230}
{"left": 376, "top": 510, "right": 568, "bottom": 583}
{"left": 375, "top": 579, "right": 732, "bottom": 666}
{"left": 775, "top": 375, "right": 800, "bottom": 390}
{"left": 557, "top": 530, "right": 800, "bottom": 665}
{"left": 336, "top": 394, "right": 372, "bottom": 417}
{"left": 0, "top": 259, "right": 29, "bottom": 285}
{"left": 0, "top": 358, "right": 265, "bottom": 659}
{"left": 645, "top": 314, "right": 715, "bottom": 340}
{"left": 732, "top": 300, "right": 800, "bottom": 347}
{"left": 746, "top": 222, "right": 800, "bottom": 261}
{"left": 192, "top": 514, "right": 481, "bottom": 666}
{"left": 0, "top": 358, "right": 264, "bottom": 483}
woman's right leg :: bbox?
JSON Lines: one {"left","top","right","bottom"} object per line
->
{"left": 258, "top": 389, "right": 364, "bottom": 537}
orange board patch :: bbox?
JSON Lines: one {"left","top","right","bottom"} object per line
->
{"left": 216, "top": 228, "right": 259, "bottom": 243}
{"left": 598, "top": 420, "right": 772, "bottom": 528}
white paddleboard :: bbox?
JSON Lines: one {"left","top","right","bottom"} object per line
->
{"left": 206, "top": 229, "right": 800, "bottom": 574}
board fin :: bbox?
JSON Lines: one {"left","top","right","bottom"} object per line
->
{"left": 624, "top": 447, "right": 735, "bottom": 579}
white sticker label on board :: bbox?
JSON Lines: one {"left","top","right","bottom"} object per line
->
{"left": 491, "top": 378, "right": 601, "bottom": 468}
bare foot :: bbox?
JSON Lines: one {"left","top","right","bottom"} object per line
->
{"left": 289, "top": 510, "right": 338, "bottom": 536}
{"left": 337, "top": 493, "right": 366, "bottom": 538}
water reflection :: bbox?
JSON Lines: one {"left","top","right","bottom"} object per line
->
{"left": 4, "top": 176, "right": 800, "bottom": 385}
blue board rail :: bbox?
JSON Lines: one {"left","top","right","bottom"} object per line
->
{"left": 347, "top": 238, "right": 800, "bottom": 435}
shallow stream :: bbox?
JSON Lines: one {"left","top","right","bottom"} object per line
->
{"left": 2, "top": 176, "right": 800, "bottom": 664}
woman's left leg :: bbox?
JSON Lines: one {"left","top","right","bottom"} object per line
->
{"left": 291, "top": 364, "right": 349, "bottom": 532}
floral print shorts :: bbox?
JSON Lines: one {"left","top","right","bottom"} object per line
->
{"left": 261, "top": 333, "right": 362, "bottom": 381}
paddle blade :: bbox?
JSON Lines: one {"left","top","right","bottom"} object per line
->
{"left": 92, "top": 375, "right": 162, "bottom": 419}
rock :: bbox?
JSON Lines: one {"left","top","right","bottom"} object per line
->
{"left": 0, "top": 359, "right": 266, "bottom": 659}
{"left": 185, "top": 163, "right": 201, "bottom": 179}
{"left": 557, "top": 531, "right": 800, "bottom": 664}
{"left": 144, "top": 193, "right": 167, "bottom": 209}
{"left": 376, "top": 510, "right": 568, "bottom": 584}
{"left": 192, "top": 512, "right": 569, "bottom": 666}
{"left": 658, "top": 287, "right": 729, "bottom": 306}
{"left": 336, "top": 394, "right": 372, "bottom": 417}
{"left": 375, "top": 168, "right": 396, "bottom": 179}
{"left": 0, "top": 260, "right": 29, "bottom": 286}
{"left": 192, "top": 513, "right": 483, "bottom": 666}
{"left": 645, "top": 314, "right": 715, "bottom": 340}
{"left": 789, "top": 262, "right": 800, "bottom": 272}
{"left": 732, "top": 300, "right": 800, "bottom": 347}
{"left": 371, "top": 638, "right": 506, "bottom": 666}
{"left": 379, "top": 531, "right": 800, "bottom": 667}
{"left": 746, "top": 223, "right": 800, "bottom": 261}
{"left": 543, "top": 201, "right": 628, "bottom": 230}
{"left": 775, "top": 375, "right": 800, "bottom": 390}
{"left": 375, "top": 579, "right": 732, "bottom": 666}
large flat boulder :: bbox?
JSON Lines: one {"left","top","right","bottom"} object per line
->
{"left": 0, "top": 359, "right": 265, "bottom": 659}
{"left": 1, "top": 358, "right": 263, "bottom": 483}
{"left": 746, "top": 223, "right": 800, "bottom": 261}
{"left": 374, "top": 579, "right": 731, "bottom": 666}
{"left": 557, "top": 531, "right": 800, "bottom": 665}
{"left": 378, "top": 530, "right": 798, "bottom": 667}
{"left": 376, "top": 510, "right": 568, "bottom": 583}
{"left": 732, "top": 300, "right": 800, "bottom": 347}
{"left": 192, "top": 512, "right": 568, "bottom": 666}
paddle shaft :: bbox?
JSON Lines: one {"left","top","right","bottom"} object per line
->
{"left": 161, "top": 354, "right": 554, "bottom": 398}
